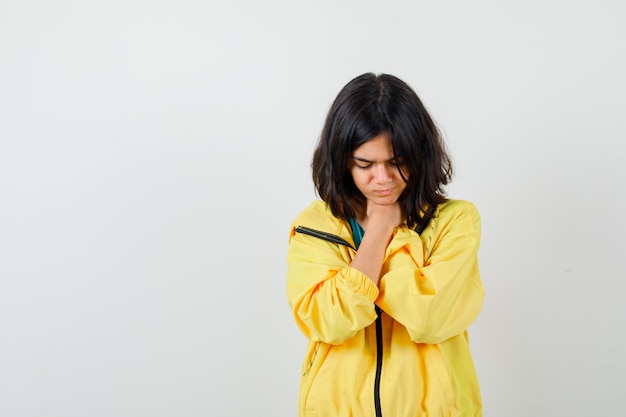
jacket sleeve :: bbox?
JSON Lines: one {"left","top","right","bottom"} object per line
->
{"left": 286, "top": 227, "right": 380, "bottom": 345}
{"left": 377, "top": 201, "right": 484, "bottom": 344}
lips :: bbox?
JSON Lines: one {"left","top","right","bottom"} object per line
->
{"left": 374, "top": 189, "right": 393, "bottom": 196}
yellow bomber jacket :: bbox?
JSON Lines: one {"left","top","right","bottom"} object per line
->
{"left": 286, "top": 199, "right": 484, "bottom": 417}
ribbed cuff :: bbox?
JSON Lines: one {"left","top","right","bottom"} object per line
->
{"left": 344, "top": 266, "right": 379, "bottom": 302}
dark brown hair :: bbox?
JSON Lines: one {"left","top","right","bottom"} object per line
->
{"left": 312, "top": 72, "right": 453, "bottom": 228}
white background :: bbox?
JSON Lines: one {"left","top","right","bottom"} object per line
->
{"left": 1, "top": 1, "right": 625, "bottom": 416}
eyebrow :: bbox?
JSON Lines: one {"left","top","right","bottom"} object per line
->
{"left": 352, "top": 156, "right": 397, "bottom": 163}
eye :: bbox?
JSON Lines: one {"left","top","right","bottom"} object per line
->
{"left": 389, "top": 158, "right": 404, "bottom": 167}
{"left": 352, "top": 157, "right": 372, "bottom": 169}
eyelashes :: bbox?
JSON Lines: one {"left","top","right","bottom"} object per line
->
{"left": 355, "top": 160, "right": 404, "bottom": 170}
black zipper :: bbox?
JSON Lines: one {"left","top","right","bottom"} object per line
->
{"left": 374, "top": 305, "right": 383, "bottom": 417}
{"left": 370, "top": 207, "right": 435, "bottom": 417}
{"left": 294, "top": 226, "right": 356, "bottom": 250}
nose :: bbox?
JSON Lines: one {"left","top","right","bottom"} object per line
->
{"left": 373, "top": 163, "right": 392, "bottom": 184}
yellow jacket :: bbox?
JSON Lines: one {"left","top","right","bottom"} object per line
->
{"left": 286, "top": 199, "right": 484, "bottom": 417}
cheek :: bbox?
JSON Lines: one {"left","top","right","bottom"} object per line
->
{"left": 397, "top": 168, "right": 409, "bottom": 183}
{"left": 350, "top": 170, "right": 369, "bottom": 189}
{"left": 393, "top": 170, "right": 408, "bottom": 191}
{"left": 394, "top": 164, "right": 408, "bottom": 178}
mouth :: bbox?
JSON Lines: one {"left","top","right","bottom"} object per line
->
{"left": 374, "top": 189, "right": 393, "bottom": 196}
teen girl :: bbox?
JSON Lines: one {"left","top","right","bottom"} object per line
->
{"left": 287, "top": 73, "right": 484, "bottom": 417}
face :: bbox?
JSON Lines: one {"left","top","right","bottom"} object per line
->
{"left": 349, "top": 132, "right": 407, "bottom": 206}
